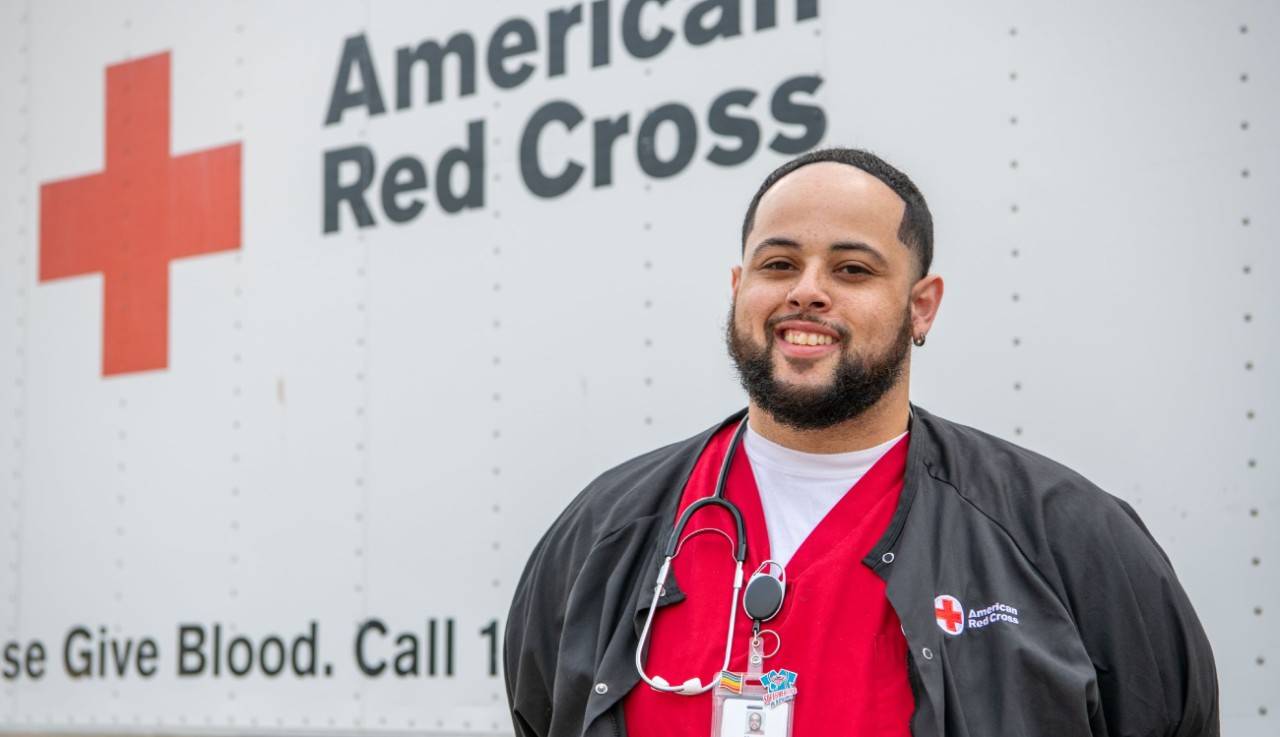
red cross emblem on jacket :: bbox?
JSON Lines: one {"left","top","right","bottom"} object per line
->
{"left": 38, "top": 51, "right": 241, "bottom": 376}
{"left": 934, "top": 594, "right": 965, "bottom": 635}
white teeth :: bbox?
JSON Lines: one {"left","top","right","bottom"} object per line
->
{"left": 783, "top": 330, "right": 835, "bottom": 346}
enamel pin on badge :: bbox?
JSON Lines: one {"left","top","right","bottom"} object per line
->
{"left": 759, "top": 669, "right": 798, "bottom": 708}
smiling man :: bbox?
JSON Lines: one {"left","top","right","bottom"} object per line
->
{"left": 504, "top": 148, "right": 1219, "bottom": 737}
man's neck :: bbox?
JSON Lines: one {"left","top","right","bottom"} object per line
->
{"left": 747, "top": 388, "right": 910, "bottom": 454}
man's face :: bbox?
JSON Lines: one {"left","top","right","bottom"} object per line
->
{"left": 727, "top": 162, "right": 919, "bottom": 430}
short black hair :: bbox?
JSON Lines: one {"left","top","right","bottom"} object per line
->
{"left": 740, "top": 147, "right": 934, "bottom": 280}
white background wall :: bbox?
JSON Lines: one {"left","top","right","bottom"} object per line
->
{"left": 0, "top": 1, "right": 1275, "bottom": 735}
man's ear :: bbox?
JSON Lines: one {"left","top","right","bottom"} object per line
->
{"left": 731, "top": 264, "right": 742, "bottom": 296}
{"left": 910, "top": 273, "right": 944, "bottom": 338}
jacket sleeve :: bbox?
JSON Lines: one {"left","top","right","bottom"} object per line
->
{"left": 504, "top": 481, "right": 601, "bottom": 737}
{"left": 1048, "top": 491, "right": 1220, "bottom": 737}
{"left": 504, "top": 518, "right": 560, "bottom": 737}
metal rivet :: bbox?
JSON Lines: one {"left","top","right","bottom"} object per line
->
{"left": 593, "top": 682, "right": 608, "bottom": 695}
{"left": 921, "top": 647, "right": 933, "bottom": 660}
{"left": 881, "top": 552, "right": 895, "bottom": 564}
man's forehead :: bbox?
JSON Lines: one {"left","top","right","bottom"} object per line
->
{"left": 751, "top": 161, "right": 906, "bottom": 239}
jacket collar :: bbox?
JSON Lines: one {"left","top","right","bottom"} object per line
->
{"left": 863, "top": 401, "right": 939, "bottom": 569}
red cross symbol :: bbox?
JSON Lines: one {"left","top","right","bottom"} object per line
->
{"left": 934, "top": 594, "right": 964, "bottom": 635}
{"left": 39, "top": 51, "right": 241, "bottom": 376}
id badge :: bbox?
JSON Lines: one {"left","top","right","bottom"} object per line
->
{"left": 710, "top": 636, "right": 796, "bottom": 737}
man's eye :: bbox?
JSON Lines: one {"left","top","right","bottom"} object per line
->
{"left": 839, "top": 264, "right": 870, "bottom": 275}
{"left": 762, "top": 261, "right": 793, "bottom": 270}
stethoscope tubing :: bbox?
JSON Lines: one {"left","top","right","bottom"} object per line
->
{"left": 634, "top": 417, "right": 750, "bottom": 695}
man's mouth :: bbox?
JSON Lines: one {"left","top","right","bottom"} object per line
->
{"left": 772, "top": 321, "right": 842, "bottom": 358}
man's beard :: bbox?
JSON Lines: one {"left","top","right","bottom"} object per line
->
{"left": 725, "top": 301, "right": 913, "bottom": 431}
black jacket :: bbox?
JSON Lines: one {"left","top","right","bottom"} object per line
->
{"left": 504, "top": 404, "right": 1219, "bottom": 736}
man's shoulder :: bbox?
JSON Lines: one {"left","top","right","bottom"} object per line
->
{"left": 916, "top": 406, "right": 1149, "bottom": 543}
{"left": 915, "top": 405, "right": 1178, "bottom": 616}
{"left": 536, "top": 412, "right": 743, "bottom": 557}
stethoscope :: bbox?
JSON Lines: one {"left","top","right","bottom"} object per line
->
{"left": 634, "top": 417, "right": 787, "bottom": 695}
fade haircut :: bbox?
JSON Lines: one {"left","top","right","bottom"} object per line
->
{"left": 740, "top": 147, "right": 934, "bottom": 280}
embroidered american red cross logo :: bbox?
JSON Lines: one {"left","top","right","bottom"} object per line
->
{"left": 38, "top": 51, "right": 242, "bottom": 377}
{"left": 934, "top": 594, "right": 965, "bottom": 636}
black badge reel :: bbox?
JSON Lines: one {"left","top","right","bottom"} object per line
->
{"left": 743, "top": 561, "right": 785, "bottom": 623}
{"left": 743, "top": 560, "right": 786, "bottom": 666}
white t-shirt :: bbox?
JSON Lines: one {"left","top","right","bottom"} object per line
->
{"left": 743, "top": 423, "right": 908, "bottom": 567}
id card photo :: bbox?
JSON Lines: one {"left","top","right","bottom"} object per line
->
{"left": 718, "top": 697, "right": 792, "bottom": 737}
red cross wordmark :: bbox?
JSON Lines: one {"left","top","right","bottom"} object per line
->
{"left": 934, "top": 594, "right": 965, "bottom": 636}
{"left": 39, "top": 51, "right": 242, "bottom": 376}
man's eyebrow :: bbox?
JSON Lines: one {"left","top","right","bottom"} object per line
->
{"left": 832, "top": 241, "right": 889, "bottom": 266}
{"left": 752, "top": 236, "right": 888, "bottom": 266}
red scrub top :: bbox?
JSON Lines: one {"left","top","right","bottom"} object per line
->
{"left": 624, "top": 422, "right": 915, "bottom": 736}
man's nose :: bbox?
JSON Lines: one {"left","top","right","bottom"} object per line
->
{"left": 787, "top": 266, "right": 830, "bottom": 311}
